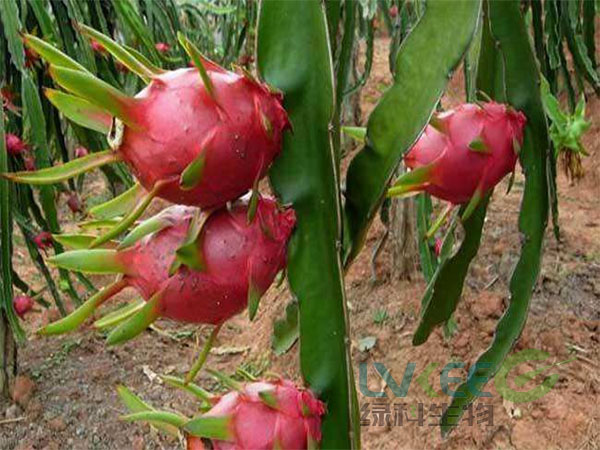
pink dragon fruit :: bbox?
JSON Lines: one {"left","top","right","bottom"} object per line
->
{"left": 74, "top": 146, "right": 89, "bottom": 158}
{"left": 6, "top": 29, "right": 290, "bottom": 247}
{"left": 41, "top": 197, "right": 295, "bottom": 343}
{"left": 10, "top": 30, "right": 289, "bottom": 209}
{"left": 5, "top": 133, "right": 28, "bottom": 156}
{"left": 389, "top": 4, "right": 399, "bottom": 18}
{"left": 389, "top": 102, "right": 526, "bottom": 215}
{"left": 154, "top": 42, "right": 170, "bottom": 53}
{"left": 13, "top": 295, "right": 34, "bottom": 318}
{"left": 186, "top": 379, "right": 325, "bottom": 450}
{"left": 33, "top": 231, "right": 53, "bottom": 253}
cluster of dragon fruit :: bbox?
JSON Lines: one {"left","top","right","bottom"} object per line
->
{"left": 3, "top": 24, "right": 526, "bottom": 449}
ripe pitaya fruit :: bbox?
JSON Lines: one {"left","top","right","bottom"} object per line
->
{"left": 33, "top": 231, "right": 53, "bottom": 253}
{"left": 389, "top": 4, "right": 399, "bottom": 18}
{"left": 13, "top": 295, "right": 34, "bottom": 318}
{"left": 120, "top": 378, "right": 325, "bottom": 450}
{"left": 154, "top": 42, "right": 170, "bottom": 53}
{"left": 187, "top": 379, "right": 325, "bottom": 449}
{"left": 5, "top": 133, "right": 28, "bottom": 156}
{"left": 389, "top": 102, "right": 526, "bottom": 219}
{"left": 40, "top": 197, "right": 295, "bottom": 345}
{"left": 6, "top": 29, "right": 289, "bottom": 248}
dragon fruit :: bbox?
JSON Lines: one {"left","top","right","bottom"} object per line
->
{"left": 13, "top": 295, "right": 34, "bottom": 318}
{"left": 389, "top": 102, "right": 526, "bottom": 218}
{"left": 5, "top": 133, "right": 28, "bottom": 156}
{"left": 40, "top": 197, "right": 295, "bottom": 345}
{"left": 154, "top": 42, "right": 170, "bottom": 53}
{"left": 5, "top": 29, "right": 289, "bottom": 248}
{"left": 74, "top": 146, "right": 89, "bottom": 158}
{"left": 188, "top": 379, "right": 325, "bottom": 450}
{"left": 33, "top": 231, "right": 53, "bottom": 252}
{"left": 120, "top": 378, "right": 325, "bottom": 450}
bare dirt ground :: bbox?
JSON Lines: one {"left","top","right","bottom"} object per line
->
{"left": 1, "top": 37, "right": 599, "bottom": 450}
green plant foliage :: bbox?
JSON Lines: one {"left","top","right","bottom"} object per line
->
{"left": 343, "top": 0, "right": 482, "bottom": 265}
{"left": 257, "top": 1, "right": 359, "bottom": 447}
{"left": 441, "top": 0, "right": 550, "bottom": 434}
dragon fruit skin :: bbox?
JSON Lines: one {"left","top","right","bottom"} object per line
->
{"left": 115, "top": 198, "right": 295, "bottom": 324}
{"left": 5, "top": 133, "right": 28, "bottom": 156}
{"left": 199, "top": 379, "right": 325, "bottom": 450}
{"left": 117, "top": 68, "right": 289, "bottom": 207}
{"left": 403, "top": 102, "right": 526, "bottom": 204}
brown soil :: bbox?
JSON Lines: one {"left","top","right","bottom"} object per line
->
{"left": 1, "top": 37, "right": 599, "bottom": 450}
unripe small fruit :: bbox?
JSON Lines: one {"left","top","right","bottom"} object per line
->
{"left": 74, "top": 146, "right": 89, "bottom": 158}
{"left": 5, "top": 133, "right": 28, "bottom": 156}
{"left": 155, "top": 42, "right": 170, "bottom": 53}
{"left": 13, "top": 295, "right": 34, "bottom": 318}
{"left": 33, "top": 231, "right": 53, "bottom": 252}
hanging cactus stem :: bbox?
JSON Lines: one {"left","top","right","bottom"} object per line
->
{"left": 185, "top": 323, "right": 223, "bottom": 385}
{"left": 89, "top": 181, "right": 166, "bottom": 249}
{"left": 2, "top": 150, "right": 121, "bottom": 185}
{"left": 38, "top": 279, "right": 128, "bottom": 335}
{"left": 106, "top": 290, "right": 162, "bottom": 345}
{"left": 425, "top": 203, "right": 455, "bottom": 240}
